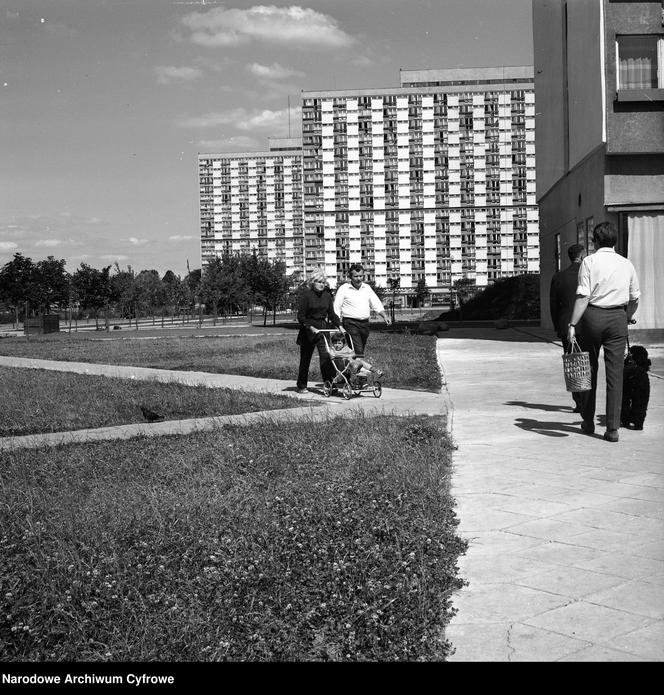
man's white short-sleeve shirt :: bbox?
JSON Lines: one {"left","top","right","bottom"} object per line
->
{"left": 334, "top": 282, "right": 385, "bottom": 320}
{"left": 576, "top": 247, "right": 640, "bottom": 307}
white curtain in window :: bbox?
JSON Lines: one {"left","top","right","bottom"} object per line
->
{"left": 627, "top": 212, "right": 664, "bottom": 329}
{"left": 619, "top": 56, "right": 654, "bottom": 89}
{"left": 659, "top": 38, "right": 664, "bottom": 89}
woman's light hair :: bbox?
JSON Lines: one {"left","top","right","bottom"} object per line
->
{"left": 307, "top": 270, "right": 327, "bottom": 288}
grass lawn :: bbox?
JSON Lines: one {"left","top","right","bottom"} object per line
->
{"left": 0, "top": 331, "right": 441, "bottom": 392}
{"left": 0, "top": 367, "right": 303, "bottom": 437}
{"left": 0, "top": 414, "right": 465, "bottom": 662}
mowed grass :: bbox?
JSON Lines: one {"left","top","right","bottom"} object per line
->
{"left": 0, "top": 331, "right": 441, "bottom": 392}
{"left": 0, "top": 367, "right": 302, "bottom": 437}
{"left": 0, "top": 414, "right": 465, "bottom": 662}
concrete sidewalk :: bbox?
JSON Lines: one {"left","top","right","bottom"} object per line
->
{"left": 438, "top": 328, "right": 664, "bottom": 661}
{"left": 0, "top": 355, "right": 446, "bottom": 451}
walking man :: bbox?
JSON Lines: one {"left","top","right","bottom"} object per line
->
{"left": 550, "top": 243, "right": 585, "bottom": 412}
{"left": 567, "top": 222, "right": 640, "bottom": 442}
{"left": 333, "top": 264, "right": 391, "bottom": 356}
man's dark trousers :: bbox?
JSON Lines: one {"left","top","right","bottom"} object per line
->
{"left": 576, "top": 305, "right": 628, "bottom": 431}
{"left": 342, "top": 318, "right": 370, "bottom": 356}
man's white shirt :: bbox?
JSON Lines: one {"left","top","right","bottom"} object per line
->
{"left": 576, "top": 247, "right": 640, "bottom": 307}
{"left": 334, "top": 282, "right": 385, "bottom": 320}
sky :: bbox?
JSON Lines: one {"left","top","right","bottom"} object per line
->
{"left": 0, "top": 0, "right": 534, "bottom": 277}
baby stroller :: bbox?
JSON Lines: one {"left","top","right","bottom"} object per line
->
{"left": 318, "top": 329, "right": 383, "bottom": 400}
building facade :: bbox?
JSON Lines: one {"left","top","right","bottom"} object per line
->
{"left": 198, "top": 138, "right": 304, "bottom": 273}
{"left": 533, "top": 0, "right": 664, "bottom": 329}
{"left": 199, "top": 67, "right": 540, "bottom": 300}
{"left": 301, "top": 66, "right": 539, "bottom": 293}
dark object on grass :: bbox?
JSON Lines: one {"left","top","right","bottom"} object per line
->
{"left": 495, "top": 318, "right": 509, "bottom": 330}
{"left": 140, "top": 406, "right": 165, "bottom": 423}
{"left": 113, "top": 325, "right": 122, "bottom": 330}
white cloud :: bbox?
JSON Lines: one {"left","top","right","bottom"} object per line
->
{"left": 179, "top": 106, "right": 300, "bottom": 136}
{"left": 181, "top": 5, "right": 354, "bottom": 49}
{"left": 169, "top": 235, "right": 194, "bottom": 242}
{"left": 197, "top": 135, "right": 260, "bottom": 150}
{"left": 100, "top": 255, "right": 129, "bottom": 261}
{"left": 35, "top": 239, "right": 63, "bottom": 247}
{"left": 128, "top": 237, "right": 148, "bottom": 246}
{"left": 155, "top": 65, "right": 203, "bottom": 85}
{"left": 246, "top": 62, "right": 304, "bottom": 80}
{"left": 0, "top": 241, "right": 18, "bottom": 251}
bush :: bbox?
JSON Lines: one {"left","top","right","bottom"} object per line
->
{"left": 439, "top": 274, "right": 540, "bottom": 321}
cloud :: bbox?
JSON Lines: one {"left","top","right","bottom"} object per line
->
{"left": 181, "top": 5, "right": 355, "bottom": 49}
{"left": 179, "top": 106, "right": 300, "bottom": 135}
{"left": 100, "top": 255, "right": 129, "bottom": 262}
{"left": 128, "top": 237, "right": 148, "bottom": 246}
{"left": 169, "top": 235, "right": 195, "bottom": 242}
{"left": 155, "top": 65, "right": 203, "bottom": 85}
{"left": 0, "top": 241, "right": 18, "bottom": 251}
{"left": 197, "top": 135, "right": 260, "bottom": 150}
{"left": 35, "top": 239, "right": 63, "bottom": 247}
{"left": 246, "top": 62, "right": 304, "bottom": 80}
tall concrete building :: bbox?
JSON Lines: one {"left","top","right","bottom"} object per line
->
{"left": 199, "top": 66, "right": 540, "bottom": 301}
{"left": 198, "top": 138, "right": 304, "bottom": 273}
{"left": 301, "top": 66, "right": 539, "bottom": 294}
{"left": 533, "top": 0, "right": 664, "bottom": 329}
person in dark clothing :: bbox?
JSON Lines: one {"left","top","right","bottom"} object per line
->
{"left": 550, "top": 243, "right": 585, "bottom": 412}
{"left": 295, "top": 271, "right": 343, "bottom": 393}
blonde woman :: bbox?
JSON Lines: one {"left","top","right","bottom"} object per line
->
{"left": 295, "top": 271, "right": 343, "bottom": 393}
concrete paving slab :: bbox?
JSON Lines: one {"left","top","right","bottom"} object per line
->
{"left": 604, "top": 621, "right": 664, "bottom": 660}
{"left": 584, "top": 579, "right": 664, "bottom": 619}
{"left": 439, "top": 328, "right": 664, "bottom": 661}
{"left": 515, "top": 566, "right": 628, "bottom": 599}
{"left": 523, "top": 601, "right": 655, "bottom": 643}
{"left": 445, "top": 622, "right": 592, "bottom": 662}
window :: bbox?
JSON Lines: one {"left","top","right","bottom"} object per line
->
{"left": 617, "top": 35, "right": 664, "bottom": 90}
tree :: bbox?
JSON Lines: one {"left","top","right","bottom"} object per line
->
{"left": 71, "top": 263, "right": 112, "bottom": 329}
{"left": 200, "top": 254, "right": 249, "bottom": 324}
{"left": 0, "top": 253, "right": 37, "bottom": 326}
{"left": 110, "top": 263, "right": 138, "bottom": 321}
{"left": 453, "top": 277, "right": 476, "bottom": 321}
{"left": 135, "top": 269, "right": 164, "bottom": 319}
{"left": 31, "top": 256, "right": 70, "bottom": 314}
{"left": 415, "top": 279, "right": 430, "bottom": 308}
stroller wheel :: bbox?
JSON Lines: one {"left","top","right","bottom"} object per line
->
{"left": 342, "top": 383, "right": 352, "bottom": 400}
{"left": 323, "top": 380, "right": 332, "bottom": 397}
{"left": 372, "top": 381, "right": 382, "bottom": 398}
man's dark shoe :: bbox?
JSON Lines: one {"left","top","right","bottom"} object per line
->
{"left": 580, "top": 420, "right": 595, "bottom": 435}
{"left": 603, "top": 429, "right": 619, "bottom": 442}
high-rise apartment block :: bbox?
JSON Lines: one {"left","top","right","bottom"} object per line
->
{"left": 198, "top": 138, "right": 304, "bottom": 269}
{"left": 199, "top": 66, "right": 540, "bottom": 297}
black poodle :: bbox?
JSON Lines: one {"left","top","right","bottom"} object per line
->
{"left": 621, "top": 345, "right": 651, "bottom": 430}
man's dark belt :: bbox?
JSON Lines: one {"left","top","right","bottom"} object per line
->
{"left": 343, "top": 317, "right": 370, "bottom": 323}
{"left": 588, "top": 304, "right": 626, "bottom": 310}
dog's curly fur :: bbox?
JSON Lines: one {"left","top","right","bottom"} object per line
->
{"left": 621, "top": 345, "right": 650, "bottom": 430}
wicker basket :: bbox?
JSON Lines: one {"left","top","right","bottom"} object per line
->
{"left": 562, "top": 340, "right": 591, "bottom": 392}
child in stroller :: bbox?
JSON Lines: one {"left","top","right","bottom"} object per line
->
{"left": 320, "top": 330, "right": 383, "bottom": 399}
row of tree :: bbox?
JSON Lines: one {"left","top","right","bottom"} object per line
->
{"left": 0, "top": 252, "right": 300, "bottom": 329}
